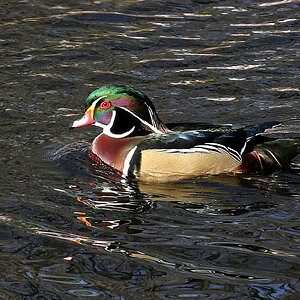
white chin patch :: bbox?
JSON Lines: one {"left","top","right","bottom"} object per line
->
{"left": 103, "top": 126, "right": 135, "bottom": 138}
{"left": 94, "top": 122, "right": 106, "bottom": 129}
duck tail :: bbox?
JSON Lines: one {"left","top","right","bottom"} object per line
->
{"left": 255, "top": 138, "right": 300, "bottom": 171}
{"left": 238, "top": 138, "right": 300, "bottom": 173}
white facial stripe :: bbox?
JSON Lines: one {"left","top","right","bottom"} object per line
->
{"left": 119, "top": 106, "right": 162, "bottom": 134}
{"left": 100, "top": 110, "right": 136, "bottom": 138}
{"left": 90, "top": 96, "right": 106, "bottom": 108}
{"left": 144, "top": 102, "right": 156, "bottom": 129}
{"left": 93, "top": 101, "right": 162, "bottom": 137}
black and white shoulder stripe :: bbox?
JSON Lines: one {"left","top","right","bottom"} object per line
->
{"left": 153, "top": 142, "right": 242, "bottom": 163}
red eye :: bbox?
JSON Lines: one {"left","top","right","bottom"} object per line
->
{"left": 100, "top": 101, "right": 111, "bottom": 109}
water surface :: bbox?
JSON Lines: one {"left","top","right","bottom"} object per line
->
{"left": 0, "top": 0, "right": 300, "bottom": 299}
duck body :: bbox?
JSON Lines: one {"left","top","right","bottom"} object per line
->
{"left": 72, "top": 85, "right": 300, "bottom": 182}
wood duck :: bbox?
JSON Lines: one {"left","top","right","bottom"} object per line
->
{"left": 72, "top": 85, "right": 300, "bottom": 182}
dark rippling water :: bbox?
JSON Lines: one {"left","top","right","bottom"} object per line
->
{"left": 1, "top": 0, "right": 300, "bottom": 299}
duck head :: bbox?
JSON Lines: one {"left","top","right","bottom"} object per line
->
{"left": 72, "top": 85, "right": 170, "bottom": 138}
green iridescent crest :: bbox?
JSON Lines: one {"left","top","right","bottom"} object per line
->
{"left": 85, "top": 85, "right": 152, "bottom": 109}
